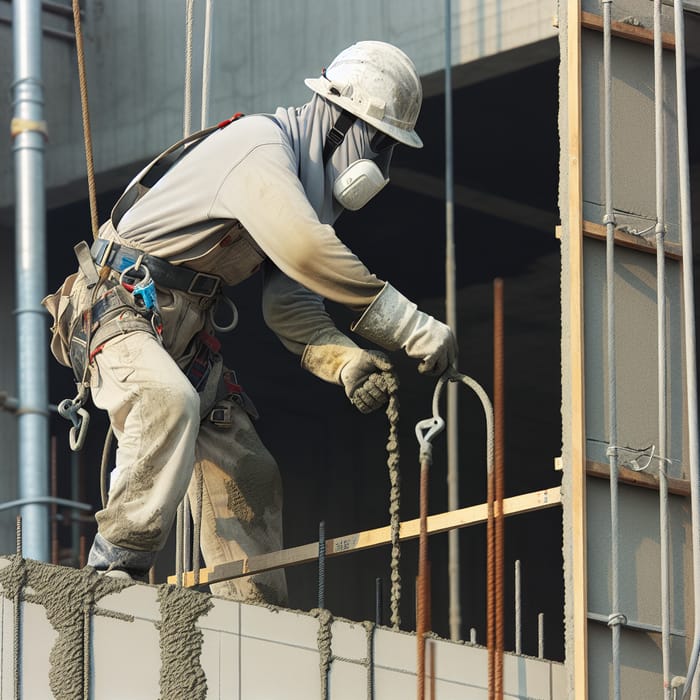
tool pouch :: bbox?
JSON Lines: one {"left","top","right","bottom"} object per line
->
{"left": 42, "top": 273, "right": 80, "bottom": 368}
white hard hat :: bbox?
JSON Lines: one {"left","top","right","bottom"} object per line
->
{"left": 305, "top": 41, "right": 423, "bottom": 149}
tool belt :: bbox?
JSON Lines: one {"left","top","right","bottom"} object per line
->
{"left": 91, "top": 238, "right": 222, "bottom": 298}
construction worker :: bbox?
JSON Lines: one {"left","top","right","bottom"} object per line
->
{"left": 43, "top": 41, "right": 457, "bottom": 604}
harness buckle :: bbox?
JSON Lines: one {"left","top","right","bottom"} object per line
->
{"left": 188, "top": 272, "right": 220, "bottom": 298}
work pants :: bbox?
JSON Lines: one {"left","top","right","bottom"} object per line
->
{"left": 66, "top": 273, "right": 287, "bottom": 604}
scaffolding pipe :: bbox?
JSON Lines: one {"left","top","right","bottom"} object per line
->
{"left": 515, "top": 559, "right": 522, "bottom": 655}
{"left": 602, "top": 1, "right": 624, "bottom": 697}
{"left": 12, "top": 0, "right": 50, "bottom": 561}
{"left": 675, "top": 0, "right": 700, "bottom": 692}
{"left": 444, "top": 0, "right": 461, "bottom": 644}
{"left": 653, "top": 1, "right": 672, "bottom": 696}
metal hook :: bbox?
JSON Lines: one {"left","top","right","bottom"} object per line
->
{"left": 208, "top": 294, "right": 239, "bottom": 333}
{"left": 58, "top": 384, "right": 91, "bottom": 452}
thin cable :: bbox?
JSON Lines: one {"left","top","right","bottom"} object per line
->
{"left": 175, "top": 0, "right": 196, "bottom": 586}
{"left": 71, "top": 0, "right": 99, "bottom": 239}
{"left": 444, "top": 0, "right": 461, "bottom": 645}
{"left": 653, "top": 0, "right": 671, "bottom": 696}
{"left": 200, "top": 0, "right": 214, "bottom": 129}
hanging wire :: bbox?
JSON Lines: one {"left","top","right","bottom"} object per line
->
{"left": 71, "top": 0, "right": 99, "bottom": 239}
{"left": 175, "top": 0, "right": 197, "bottom": 587}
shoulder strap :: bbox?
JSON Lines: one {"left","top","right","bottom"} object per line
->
{"left": 111, "top": 113, "right": 245, "bottom": 230}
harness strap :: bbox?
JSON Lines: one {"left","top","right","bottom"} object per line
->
{"left": 91, "top": 239, "right": 222, "bottom": 298}
{"left": 322, "top": 109, "right": 358, "bottom": 165}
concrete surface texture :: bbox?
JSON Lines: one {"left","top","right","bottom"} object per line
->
{"left": 0, "top": 556, "right": 565, "bottom": 699}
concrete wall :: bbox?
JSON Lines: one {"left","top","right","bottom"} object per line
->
{"left": 0, "top": 557, "right": 565, "bottom": 699}
{"left": 0, "top": 0, "right": 557, "bottom": 216}
{"left": 559, "top": 0, "right": 696, "bottom": 695}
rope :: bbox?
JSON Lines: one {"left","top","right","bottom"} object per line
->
{"left": 183, "top": 0, "right": 195, "bottom": 138}
{"left": 71, "top": 0, "right": 99, "bottom": 238}
{"left": 99, "top": 425, "right": 114, "bottom": 509}
{"left": 383, "top": 372, "right": 402, "bottom": 629}
{"left": 175, "top": 0, "right": 197, "bottom": 586}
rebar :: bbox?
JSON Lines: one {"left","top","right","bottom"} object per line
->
{"left": 515, "top": 560, "right": 522, "bottom": 655}
{"left": 318, "top": 520, "right": 326, "bottom": 610}
{"left": 653, "top": 0, "right": 671, "bottom": 696}
{"left": 602, "top": 1, "right": 623, "bottom": 696}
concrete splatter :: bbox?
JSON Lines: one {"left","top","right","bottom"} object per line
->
{"left": 157, "top": 584, "right": 213, "bottom": 700}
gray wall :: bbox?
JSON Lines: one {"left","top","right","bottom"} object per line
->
{"left": 0, "top": 0, "right": 557, "bottom": 216}
{"left": 560, "top": 0, "right": 697, "bottom": 695}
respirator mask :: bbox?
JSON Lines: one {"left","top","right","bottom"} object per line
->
{"left": 332, "top": 129, "right": 397, "bottom": 211}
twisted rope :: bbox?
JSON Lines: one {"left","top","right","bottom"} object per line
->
{"left": 383, "top": 372, "right": 402, "bottom": 630}
{"left": 71, "top": 0, "right": 99, "bottom": 238}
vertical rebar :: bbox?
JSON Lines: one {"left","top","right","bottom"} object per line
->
{"left": 375, "top": 578, "right": 383, "bottom": 626}
{"left": 444, "top": 0, "right": 461, "bottom": 645}
{"left": 494, "top": 279, "right": 505, "bottom": 698}
{"left": 515, "top": 559, "right": 522, "bottom": 655}
{"left": 51, "top": 435, "right": 58, "bottom": 565}
{"left": 13, "top": 0, "right": 50, "bottom": 563}
{"left": 14, "top": 515, "right": 22, "bottom": 700}
{"left": 653, "top": 1, "right": 671, "bottom": 696}
{"left": 417, "top": 454, "right": 431, "bottom": 700}
{"left": 318, "top": 520, "right": 326, "bottom": 610}
{"left": 674, "top": 0, "right": 700, "bottom": 692}
{"left": 602, "top": 1, "right": 623, "bottom": 697}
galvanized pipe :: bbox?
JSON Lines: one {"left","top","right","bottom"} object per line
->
{"left": 602, "top": 1, "right": 624, "bottom": 696}
{"left": 653, "top": 1, "right": 672, "bottom": 696}
{"left": 674, "top": 0, "right": 700, "bottom": 692}
{"left": 12, "top": 0, "right": 50, "bottom": 562}
{"left": 444, "top": 0, "right": 462, "bottom": 644}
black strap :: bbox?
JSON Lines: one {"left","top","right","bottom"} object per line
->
{"left": 90, "top": 239, "right": 222, "bottom": 298}
{"left": 322, "top": 110, "right": 358, "bottom": 165}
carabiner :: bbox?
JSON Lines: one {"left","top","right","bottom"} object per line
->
{"left": 58, "top": 385, "right": 91, "bottom": 452}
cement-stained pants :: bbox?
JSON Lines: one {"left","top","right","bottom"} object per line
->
{"left": 76, "top": 277, "right": 287, "bottom": 605}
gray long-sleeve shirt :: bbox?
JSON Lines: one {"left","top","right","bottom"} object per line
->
{"left": 101, "top": 98, "right": 386, "bottom": 355}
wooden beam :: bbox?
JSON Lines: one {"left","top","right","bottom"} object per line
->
{"left": 567, "top": 0, "right": 589, "bottom": 694}
{"left": 581, "top": 10, "right": 676, "bottom": 50}
{"left": 586, "top": 459, "right": 690, "bottom": 497}
{"left": 168, "top": 487, "right": 562, "bottom": 588}
{"left": 583, "top": 220, "right": 682, "bottom": 260}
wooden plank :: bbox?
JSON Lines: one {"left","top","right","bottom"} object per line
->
{"left": 581, "top": 10, "right": 676, "bottom": 50}
{"left": 567, "top": 0, "right": 589, "bottom": 694}
{"left": 583, "top": 220, "right": 682, "bottom": 260}
{"left": 586, "top": 459, "right": 690, "bottom": 497}
{"left": 169, "top": 487, "right": 562, "bottom": 588}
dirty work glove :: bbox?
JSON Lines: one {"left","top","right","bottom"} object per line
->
{"left": 301, "top": 328, "right": 395, "bottom": 413}
{"left": 351, "top": 282, "right": 457, "bottom": 375}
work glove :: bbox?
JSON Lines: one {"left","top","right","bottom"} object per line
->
{"left": 351, "top": 283, "right": 457, "bottom": 376}
{"left": 301, "top": 328, "right": 395, "bottom": 413}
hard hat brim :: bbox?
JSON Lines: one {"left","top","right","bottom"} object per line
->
{"left": 305, "top": 77, "right": 424, "bottom": 149}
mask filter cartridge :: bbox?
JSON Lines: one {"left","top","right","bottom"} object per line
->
{"left": 333, "top": 159, "right": 389, "bottom": 210}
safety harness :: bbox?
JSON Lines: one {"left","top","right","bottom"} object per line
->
{"left": 59, "top": 114, "right": 247, "bottom": 450}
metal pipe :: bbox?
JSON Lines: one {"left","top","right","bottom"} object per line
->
{"left": 653, "top": 0, "right": 672, "bottom": 695}
{"left": 602, "top": 1, "right": 624, "bottom": 696}
{"left": 200, "top": 0, "right": 214, "bottom": 129}
{"left": 444, "top": 0, "right": 461, "bottom": 644}
{"left": 538, "top": 613, "right": 544, "bottom": 659}
{"left": 674, "top": 0, "right": 700, "bottom": 691}
{"left": 12, "top": 0, "right": 50, "bottom": 562}
{"left": 515, "top": 560, "right": 522, "bottom": 655}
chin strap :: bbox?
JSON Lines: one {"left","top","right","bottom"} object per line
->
{"left": 322, "top": 109, "right": 358, "bottom": 165}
